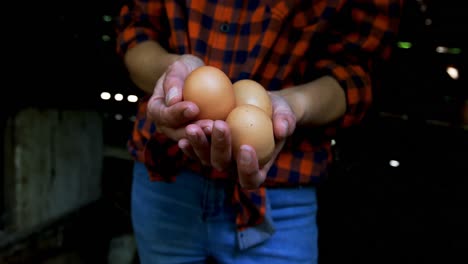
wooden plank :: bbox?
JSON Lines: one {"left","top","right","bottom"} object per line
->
{"left": 3, "top": 108, "right": 103, "bottom": 232}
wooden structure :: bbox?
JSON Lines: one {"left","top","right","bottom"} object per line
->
{"left": 2, "top": 108, "right": 103, "bottom": 233}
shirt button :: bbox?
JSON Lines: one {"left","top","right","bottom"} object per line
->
{"left": 220, "top": 22, "right": 230, "bottom": 33}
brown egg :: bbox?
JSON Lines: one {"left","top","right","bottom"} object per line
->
{"left": 232, "top": 79, "right": 272, "bottom": 118}
{"left": 183, "top": 65, "right": 235, "bottom": 120}
{"left": 226, "top": 104, "right": 275, "bottom": 167}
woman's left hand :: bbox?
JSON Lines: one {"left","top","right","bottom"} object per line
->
{"left": 235, "top": 92, "right": 296, "bottom": 189}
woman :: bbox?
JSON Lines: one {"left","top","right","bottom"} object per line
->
{"left": 115, "top": 0, "right": 402, "bottom": 263}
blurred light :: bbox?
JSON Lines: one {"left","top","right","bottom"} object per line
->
{"left": 102, "top": 35, "right": 111, "bottom": 42}
{"left": 420, "top": 4, "right": 427, "bottom": 12}
{"left": 115, "top": 114, "right": 123, "bottom": 120}
{"left": 103, "top": 15, "right": 112, "bottom": 22}
{"left": 129, "top": 116, "right": 136, "bottom": 122}
{"left": 389, "top": 160, "right": 400, "bottom": 167}
{"left": 127, "top": 95, "right": 139, "bottom": 103}
{"left": 100, "top": 92, "right": 111, "bottom": 100}
{"left": 436, "top": 46, "right": 448, "bottom": 53}
{"left": 446, "top": 66, "right": 459, "bottom": 80}
{"left": 436, "top": 46, "right": 462, "bottom": 54}
{"left": 448, "top": 48, "right": 461, "bottom": 54}
{"left": 397, "top": 41, "right": 412, "bottom": 49}
{"left": 424, "top": 18, "right": 432, "bottom": 26}
{"left": 331, "top": 139, "right": 336, "bottom": 146}
{"left": 114, "top": 93, "right": 124, "bottom": 101}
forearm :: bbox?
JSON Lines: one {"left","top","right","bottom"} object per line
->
{"left": 124, "top": 40, "right": 180, "bottom": 94}
{"left": 276, "top": 76, "right": 347, "bottom": 127}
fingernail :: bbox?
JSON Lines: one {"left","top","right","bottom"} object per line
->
{"left": 282, "top": 120, "right": 289, "bottom": 133}
{"left": 239, "top": 146, "right": 252, "bottom": 165}
{"left": 214, "top": 124, "right": 222, "bottom": 133}
{"left": 186, "top": 128, "right": 196, "bottom": 138}
{"left": 184, "top": 107, "right": 195, "bottom": 118}
{"left": 165, "top": 87, "right": 179, "bottom": 105}
{"left": 202, "top": 125, "right": 212, "bottom": 134}
{"left": 214, "top": 126, "right": 224, "bottom": 140}
{"left": 178, "top": 139, "right": 188, "bottom": 150}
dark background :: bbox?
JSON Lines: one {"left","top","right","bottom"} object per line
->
{"left": 2, "top": 0, "right": 467, "bottom": 263}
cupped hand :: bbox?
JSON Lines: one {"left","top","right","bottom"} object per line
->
{"left": 146, "top": 54, "right": 205, "bottom": 141}
{"left": 179, "top": 92, "right": 296, "bottom": 187}
{"left": 178, "top": 120, "right": 233, "bottom": 171}
{"left": 236, "top": 92, "right": 296, "bottom": 189}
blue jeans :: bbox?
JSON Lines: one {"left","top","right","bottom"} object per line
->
{"left": 131, "top": 161, "right": 318, "bottom": 264}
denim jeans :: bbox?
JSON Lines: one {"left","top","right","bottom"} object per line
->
{"left": 131, "top": 161, "right": 318, "bottom": 264}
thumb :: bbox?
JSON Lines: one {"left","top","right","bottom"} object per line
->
{"left": 164, "top": 55, "right": 205, "bottom": 106}
{"left": 237, "top": 145, "right": 265, "bottom": 190}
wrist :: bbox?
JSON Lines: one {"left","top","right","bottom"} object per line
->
{"left": 277, "top": 76, "right": 346, "bottom": 127}
{"left": 177, "top": 54, "right": 205, "bottom": 72}
{"left": 124, "top": 41, "right": 179, "bottom": 93}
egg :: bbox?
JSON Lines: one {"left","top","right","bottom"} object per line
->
{"left": 226, "top": 104, "right": 275, "bottom": 167}
{"left": 232, "top": 79, "right": 272, "bottom": 118}
{"left": 183, "top": 65, "right": 236, "bottom": 120}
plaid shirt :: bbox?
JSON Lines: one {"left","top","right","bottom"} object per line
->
{"left": 116, "top": 0, "right": 402, "bottom": 233}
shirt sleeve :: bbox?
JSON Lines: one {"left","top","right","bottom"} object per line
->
{"left": 124, "top": 99, "right": 183, "bottom": 182}
{"left": 116, "top": 1, "right": 180, "bottom": 180}
{"left": 313, "top": 0, "right": 403, "bottom": 129}
{"left": 115, "top": 0, "right": 169, "bottom": 56}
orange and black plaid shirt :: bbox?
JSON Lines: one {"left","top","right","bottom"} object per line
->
{"left": 116, "top": 0, "right": 402, "bottom": 233}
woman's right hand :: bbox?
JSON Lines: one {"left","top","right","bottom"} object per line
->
{"left": 147, "top": 55, "right": 238, "bottom": 172}
{"left": 146, "top": 54, "right": 208, "bottom": 141}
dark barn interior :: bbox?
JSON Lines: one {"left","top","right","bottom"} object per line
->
{"left": 1, "top": 0, "right": 467, "bottom": 263}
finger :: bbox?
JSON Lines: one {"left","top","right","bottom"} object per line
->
{"left": 178, "top": 138, "right": 197, "bottom": 160}
{"left": 186, "top": 124, "right": 211, "bottom": 166}
{"left": 164, "top": 60, "right": 190, "bottom": 106}
{"left": 272, "top": 116, "right": 294, "bottom": 140}
{"left": 237, "top": 145, "right": 265, "bottom": 189}
{"left": 147, "top": 98, "right": 199, "bottom": 128}
{"left": 152, "top": 72, "right": 166, "bottom": 98}
{"left": 147, "top": 73, "right": 167, "bottom": 114}
{"left": 148, "top": 71, "right": 198, "bottom": 127}
{"left": 210, "top": 120, "right": 232, "bottom": 171}
{"left": 259, "top": 138, "right": 286, "bottom": 172}
{"left": 270, "top": 94, "right": 296, "bottom": 139}
{"left": 158, "top": 126, "right": 188, "bottom": 141}
{"left": 193, "top": 119, "right": 215, "bottom": 136}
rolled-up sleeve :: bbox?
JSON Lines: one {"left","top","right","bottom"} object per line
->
{"left": 115, "top": 0, "right": 168, "bottom": 56}
{"left": 315, "top": 0, "right": 403, "bottom": 129}
{"left": 116, "top": 0, "right": 180, "bottom": 180}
